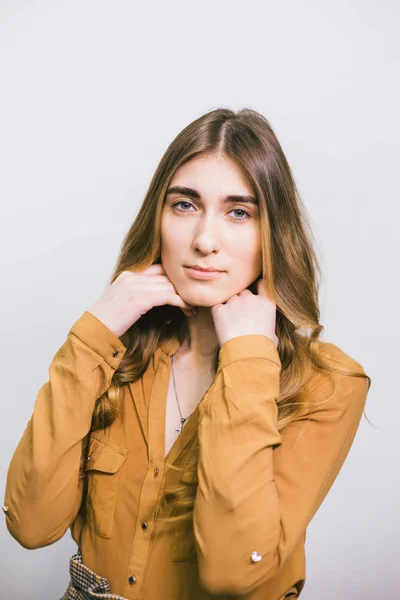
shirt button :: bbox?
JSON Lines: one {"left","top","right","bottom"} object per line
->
{"left": 141, "top": 521, "right": 148, "bottom": 530}
{"left": 86, "top": 455, "right": 91, "bottom": 463}
{"left": 128, "top": 576, "right": 136, "bottom": 585}
{"left": 112, "top": 350, "right": 119, "bottom": 357}
{"left": 250, "top": 551, "right": 263, "bottom": 563}
{"left": 2, "top": 505, "right": 9, "bottom": 513}
{"left": 153, "top": 466, "right": 159, "bottom": 477}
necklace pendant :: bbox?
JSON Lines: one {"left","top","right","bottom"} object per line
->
{"left": 175, "top": 417, "right": 186, "bottom": 435}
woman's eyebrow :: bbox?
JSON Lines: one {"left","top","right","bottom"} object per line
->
{"left": 166, "top": 186, "right": 258, "bottom": 206}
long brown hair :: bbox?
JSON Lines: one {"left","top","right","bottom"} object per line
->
{"left": 80, "top": 107, "right": 372, "bottom": 523}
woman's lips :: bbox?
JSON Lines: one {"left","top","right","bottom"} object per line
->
{"left": 184, "top": 267, "right": 224, "bottom": 280}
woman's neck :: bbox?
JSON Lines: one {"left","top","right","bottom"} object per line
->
{"left": 177, "top": 307, "right": 219, "bottom": 360}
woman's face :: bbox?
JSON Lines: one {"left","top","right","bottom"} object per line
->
{"left": 160, "top": 152, "right": 262, "bottom": 308}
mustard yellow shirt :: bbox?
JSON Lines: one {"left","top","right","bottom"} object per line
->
{"left": 3, "top": 310, "right": 369, "bottom": 599}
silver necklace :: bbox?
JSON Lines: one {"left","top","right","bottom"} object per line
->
{"left": 171, "top": 353, "right": 195, "bottom": 434}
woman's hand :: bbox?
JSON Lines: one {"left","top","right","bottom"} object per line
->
{"left": 210, "top": 278, "right": 279, "bottom": 348}
{"left": 87, "top": 264, "right": 195, "bottom": 338}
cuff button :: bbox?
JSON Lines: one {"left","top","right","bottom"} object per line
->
{"left": 2, "top": 505, "right": 9, "bottom": 513}
{"left": 112, "top": 350, "right": 119, "bottom": 357}
{"left": 250, "top": 551, "right": 262, "bottom": 563}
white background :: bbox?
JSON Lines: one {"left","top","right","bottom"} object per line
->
{"left": 1, "top": 1, "right": 398, "bottom": 598}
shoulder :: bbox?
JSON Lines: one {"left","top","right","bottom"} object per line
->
{"left": 298, "top": 340, "right": 369, "bottom": 418}
{"left": 314, "top": 339, "right": 366, "bottom": 374}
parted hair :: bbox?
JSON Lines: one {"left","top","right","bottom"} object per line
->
{"left": 79, "top": 107, "right": 372, "bottom": 523}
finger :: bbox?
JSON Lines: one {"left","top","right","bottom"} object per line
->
{"left": 143, "top": 263, "right": 165, "bottom": 273}
{"left": 127, "top": 264, "right": 164, "bottom": 275}
{"left": 170, "top": 292, "right": 194, "bottom": 311}
{"left": 132, "top": 274, "right": 169, "bottom": 283}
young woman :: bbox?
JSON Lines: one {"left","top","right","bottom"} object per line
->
{"left": 3, "top": 107, "right": 371, "bottom": 600}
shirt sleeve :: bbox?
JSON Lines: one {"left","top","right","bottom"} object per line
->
{"left": 3, "top": 311, "right": 127, "bottom": 549}
{"left": 193, "top": 334, "right": 369, "bottom": 596}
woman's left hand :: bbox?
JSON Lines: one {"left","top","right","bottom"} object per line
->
{"left": 211, "top": 278, "right": 279, "bottom": 349}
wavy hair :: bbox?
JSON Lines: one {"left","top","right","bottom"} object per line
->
{"left": 79, "top": 107, "right": 372, "bottom": 523}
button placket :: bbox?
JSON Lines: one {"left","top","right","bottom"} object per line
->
{"left": 123, "top": 461, "right": 164, "bottom": 597}
{"left": 123, "top": 354, "right": 168, "bottom": 599}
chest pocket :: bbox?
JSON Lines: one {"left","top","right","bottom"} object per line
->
{"left": 84, "top": 435, "right": 128, "bottom": 539}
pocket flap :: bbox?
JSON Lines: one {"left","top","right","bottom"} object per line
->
{"left": 85, "top": 437, "right": 128, "bottom": 474}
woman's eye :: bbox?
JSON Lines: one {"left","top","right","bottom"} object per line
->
{"left": 231, "top": 209, "right": 250, "bottom": 220}
{"left": 173, "top": 201, "right": 192, "bottom": 210}
{"left": 172, "top": 201, "right": 251, "bottom": 222}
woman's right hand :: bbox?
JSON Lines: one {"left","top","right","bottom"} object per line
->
{"left": 87, "top": 264, "right": 196, "bottom": 338}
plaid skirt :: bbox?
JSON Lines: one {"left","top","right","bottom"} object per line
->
{"left": 60, "top": 550, "right": 128, "bottom": 600}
